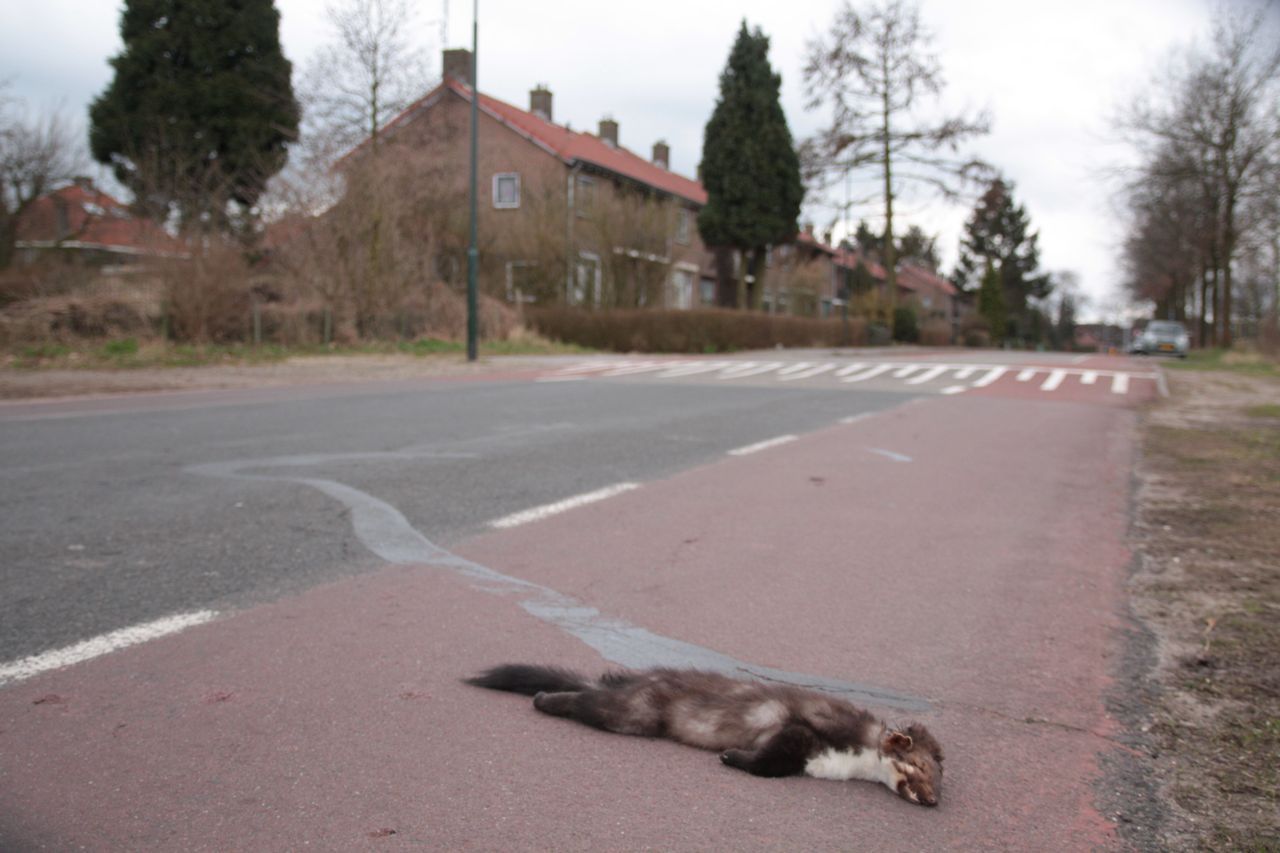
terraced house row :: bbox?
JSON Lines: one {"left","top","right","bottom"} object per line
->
{"left": 341, "top": 49, "right": 960, "bottom": 324}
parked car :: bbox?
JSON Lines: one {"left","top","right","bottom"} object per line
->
{"left": 1132, "top": 320, "right": 1189, "bottom": 357}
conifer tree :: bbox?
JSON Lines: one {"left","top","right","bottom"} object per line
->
{"left": 89, "top": 0, "right": 300, "bottom": 231}
{"left": 953, "top": 177, "right": 1050, "bottom": 343}
{"left": 977, "top": 262, "right": 1007, "bottom": 343}
{"left": 699, "top": 21, "right": 803, "bottom": 308}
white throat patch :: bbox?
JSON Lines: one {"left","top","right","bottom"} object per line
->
{"left": 804, "top": 746, "right": 899, "bottom": 789}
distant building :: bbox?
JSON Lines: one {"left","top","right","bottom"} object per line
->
{"left": 13, "top": 178, "right": 185, "bottom": 267}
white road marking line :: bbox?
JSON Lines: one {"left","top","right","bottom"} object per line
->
{"left": 1040, "top": 369, "right": 1068, "bottom": 391}
{"left": 842, "top": 364, "right": 894, "bottom": 383}
{"left": 834, "top": 362, "right": 868, "bottom": 377}
{"left": 840, "top": 413, "right": 873, "bottom": 424}
{"left": 892, "top": 365, "right": 921, "bottom": 378}
{"left": 728, "top": 435, "right": 798, "bottom": 456}
{"left": 1080, "top": 371, "right": 1098, "bottom": 385}
{"left": 780, "top": 363, "right": 837, "bottom": 381}
{"left": 600, "top": 361, "right": 677, "bottom": 376}
{"left": 867, "top": 448, "right": 913, "bottom": 463}
{"left": 1016, "top": 368, "right": 1038, "bottom": 382}
{"left": 905, "top": 365, "right": 950, "bottom": 385}
{"left": 658, "top": 361, "right": 735, "bottom": 378}
{"left": 972, "top": 367, "right": 1008, "bottom": 388}
{"left": 1111, "top": 373, "right": 1130, "bottom": 394}
{"left": 0, "top": 610, "right": 218, "bottom": 688}
{"left": 1070, "top": 355, "right": 1090, "bottom": 364}
{"left": 720, "top": 361, "right": 785, "bottom": 378}
{"left": 489, "top": 482, "right": 640, "bottom": 529}
{"left": 940, "top": 385, "right": 967, "bottom": 395}
{"left": 775, "top": 362, "right": 816, "bottom": 377}
{"left": 953, "top": 367, "right": 977, "bottom": 379}
{"left": 553, "top": 361, "right": 626, "bottom": 375}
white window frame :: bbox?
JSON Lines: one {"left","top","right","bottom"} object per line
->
{"left": 505, "top": 260, "right": 538, "bottom": 303}
{"left": 676, "top": 208, "right": 691, "bottom": 245}
{"left": 492, "top": 173, "right": 521, "bottom": 209}
{"left": 571, "top": 251, "right": 602, "bottom": 306}
{"left": 575, "top": 175, "right": 594, "bottom": 218}
{"left": 671, "top": 264, "right": 697, "bottom": 310}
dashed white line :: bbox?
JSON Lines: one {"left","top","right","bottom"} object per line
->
{"left": 867, "top": 448, "right": 913, "bottom": 463}
{"left": 834, "top": 362, "right": 869, "bottom": 377}
{"left": 720, "top": 361, "right": 785, "bottom": 379}
{"left": 953, "top": 367, "right": 977, "bottom": 379}
{"left": 601, "top": 361, "right": 676, "bottom": 376}
{"left": 972, "top": 367, "right": 1008, "bottom": 388}
{"left": 658, "top": 361, "right": 735, "bottom": 378}
{"left": 489, "top": 483, "right": 640, "bottom": 529}
{"left": 728, "top": 435, "right": 798, "bottom": 456}
{"left": 940, "top": 385, "right": 967, "bottom": 395}
{"left": 1016, "top": 368, "right": 1038, "bottom": 382}
{"left": 1111, "top": 373, "right": 1130, "bottom": 394}
{"left": 906, "top": 365, "right": 949, "bottom": 385}
{"left": 842, "top": 364, "right": 894, "bottom": 383}
{"left": 892, "top": 365, "right": 921, "bottom": 378}
{"left": 0, "top": 610, "right": 218, "bottom": 688}
{"left": 780, "top": 363, "right": 837, "bottom": 381}
{"left": 1040, "top": 369, "right": 1067, "bottom": 391}
{"left": 1080, "top": 371, "right": 1098, "bottom": 385}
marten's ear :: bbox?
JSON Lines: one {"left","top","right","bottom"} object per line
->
{"left": 885, "top": 731, "right": 913, "bottom": 752}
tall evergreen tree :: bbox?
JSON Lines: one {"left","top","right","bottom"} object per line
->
{"left": 953, "top": 177, "right": 1050, "bottom": 343}
{"left": 89, "top": 0, "right": 300, "bottom": 231}
{"left": 977, "top": 262, "right": 1007, "bottom": 343}
{"left": 699, "top": 21, "right": 803, "bottom": 309}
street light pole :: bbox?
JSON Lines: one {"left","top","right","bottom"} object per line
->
{"left": 465, "top": 0, "right": 479, "bottom": 361}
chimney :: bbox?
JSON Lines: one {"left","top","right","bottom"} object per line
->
{"left": 442, "top": 49, "right": 473, "bottom": 86}
{"left": 652, "top": 140, "right": 670, "bottom": 169}
{"left": 530, "top": 85, "right": 552, "bottom": 121}
{"left": 598, "top": 117, "right": 618, "bottom": 148}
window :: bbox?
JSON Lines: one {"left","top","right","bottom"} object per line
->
{"left": 493, "top": 173, "right": 520, "bottom": 208}
{"left": 575, "top": 175, "right": 594, "bottom": 218}
{"left": 571, "top": 252, "right": 601, "bottom": 306}
{"left": 676, "top": 208, "right": 691, "bottom": 245}
{"left": 505, "top": 261, "right": 538, "bottom": 303}
{"left": 699, "top": 277, "right": 715, "bottom": 306}
{"left": 671, "top": 268, "right": 696, "bottom": 309}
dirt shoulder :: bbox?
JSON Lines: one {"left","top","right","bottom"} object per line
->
{"left": 1121, "top": 368, "right": 1280, "bottom": 850}
{"left": 0, "top": 353, "right": 566, "bottom": 400}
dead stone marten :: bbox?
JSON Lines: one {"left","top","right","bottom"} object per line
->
{"left": 464, "top": 664, "right": 944, "bottom": 806}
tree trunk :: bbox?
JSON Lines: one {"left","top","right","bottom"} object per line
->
{"left": 881, "top": 71, "right": 896, "bottom": 312}
{"left": 713, "top": 247, "right": 736, "bottom": 307}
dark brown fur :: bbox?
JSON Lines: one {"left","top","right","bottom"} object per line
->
{"left": 465, "top": 664, "right": 943, "bottom": 805}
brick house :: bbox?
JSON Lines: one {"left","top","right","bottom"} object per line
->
{"left": 13, "top": 178, "right": 185, "bottom": 267}
{"left": 346, "top": 49, "right": 715, "bottom": 310}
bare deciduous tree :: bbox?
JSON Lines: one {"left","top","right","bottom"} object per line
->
{"left": 802, "top": 0, "right": 990, "bottom": 306}
{"left": 301, "top": 0, "right": 434, "bottom": 161}
{"left": 0, "top": 86, "right": 84, "bottom": 268}
{"left": 1122, "top": 8, "right": 1280, "bottom": 347}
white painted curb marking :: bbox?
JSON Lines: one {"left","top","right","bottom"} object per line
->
{"left": 489, "top": 483, "right": 640, "bottom": 529}
{"left": 0, "top": 610, "right": 218, "bottom": 688}
{"left": 728, "top": 435, "right": 798, "bottom": 456}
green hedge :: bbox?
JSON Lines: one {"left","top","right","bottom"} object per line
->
{"left": 526, "top": 307, "right": 869, "bottom": 353}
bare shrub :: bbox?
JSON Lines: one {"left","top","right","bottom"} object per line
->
{"left": 919, "top": 318, "right": 952, "bottom": 346}
{"left": 163, "top": 241, "right": 252, "bottom": 343}
{"left": 528, "top": 307, "right": 865, "bottom": 353}
{"left": 959, "top": 313, "right": 991, "bottom": 348}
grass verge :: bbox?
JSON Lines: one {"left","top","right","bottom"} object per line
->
{"left": 3, "top": 334, "right": 590, "bottom": 370}
{"left": 1130, "top": 369, "right": 1280, "bottom": 849}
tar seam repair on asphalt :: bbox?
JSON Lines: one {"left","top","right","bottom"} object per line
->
{"left": 185, "top": 448, "right": 931, "bottom": 713}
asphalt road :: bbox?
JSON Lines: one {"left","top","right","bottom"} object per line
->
{"left": 0, "top": 350, "right": 1158, "bottom": 850}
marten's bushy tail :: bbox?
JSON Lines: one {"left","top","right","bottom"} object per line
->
{"left": 464, "top": 663, "right": 590, "bottom": 696}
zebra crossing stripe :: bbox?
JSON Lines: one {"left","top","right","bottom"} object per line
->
{"left": 906, "top": 365, "right": 949, "bottom": 385}
{"left": 1041, "top": 369, "right": 1067, "bottom": 391}
{"left": 720, "top": 361, "right": 785, "bottom": 378}
{"left": 841, "top": 364, "right": 894, "bottom": 383}
{"left": 1080, "top": 371, "right": 1098, "bottom": 385}
{"left": 972, "top": 367, "right": 1007, "bottom": 388}
{"left": 1016, "top": 368, "right": 1037, "bottom": 382}
{"left": 780, "top": 363, "right": 837, "bottom": 381}
{"left": 1111, "top": 373, "right": 1130, "bottom": 394}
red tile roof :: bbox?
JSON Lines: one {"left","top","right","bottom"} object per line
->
{"left": 896, "top": 263, "right": 957, "bottom": 296}
{"left": 15, "top": 182, "right": 184, "bottom": 257}
{"left": 360, "top": 78, "right": 708, "bottom": 206}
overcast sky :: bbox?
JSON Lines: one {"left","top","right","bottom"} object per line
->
{"left": 3, "top": 0, "right": 1267, "bottom": 321}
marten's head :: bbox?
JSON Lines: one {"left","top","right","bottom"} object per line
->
{"left": 880, "top": 724, "right": 944, "bottom": 806}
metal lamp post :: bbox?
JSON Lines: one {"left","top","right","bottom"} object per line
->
{"left": 465, "top": 0, "right": 479, "bottom": 361}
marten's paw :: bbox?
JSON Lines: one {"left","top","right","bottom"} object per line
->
{"left": 720, "top": 749, "right": 751, "bottom": 770}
